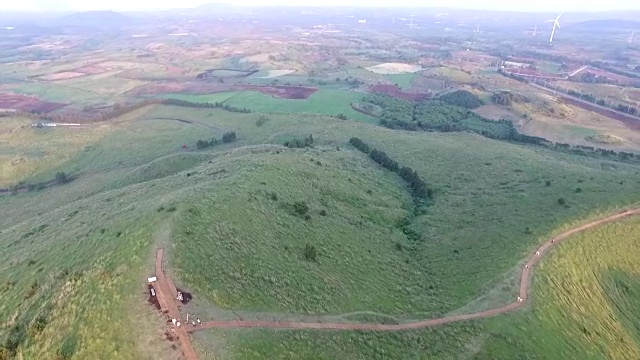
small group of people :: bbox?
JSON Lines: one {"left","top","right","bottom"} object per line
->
{"left": 171, "top": 317, "right": 201, "bottom": 327}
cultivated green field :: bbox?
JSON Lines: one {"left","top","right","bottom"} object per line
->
{"left": 386, "top": 73, "right": 416, "bottom": 90}
{"left": 161, "top": 89, "right": 376, "bottom": 123}
{"left": 2, "top": 104, "right": 640, "bottom": 359}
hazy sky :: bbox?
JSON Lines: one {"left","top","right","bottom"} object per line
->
{"left": 3, "top": 0, "right": 639, "bottom": 12}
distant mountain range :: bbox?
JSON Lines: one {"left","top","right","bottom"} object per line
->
{"left": 58, "top": 11, "right": 130, "bottom": 29}
{"left": 566, "top": 19, "right": 640, "bottom": 31}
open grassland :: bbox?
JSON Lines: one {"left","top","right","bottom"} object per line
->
{"left": 0, "top": 164, "right": 188, "bottom": 359}
{"left": 0, "top": 106, "right": 178, "bottom": 187}
{"left": 147, "top": 106, "right": 640, "bottom": 320}
{"left": 3, "top": 103, "right": 640, "bottom": 359}
{"left": 180, "top": 214, "right": 640, "bottom": 360}
{"left": 162, "top": 89, "right": 376, "bottom": 123}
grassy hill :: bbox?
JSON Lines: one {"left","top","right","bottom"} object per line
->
{"left": 1, "top": 104, "right": 640, "bottom": 359}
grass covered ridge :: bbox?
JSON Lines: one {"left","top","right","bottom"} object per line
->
{"left": 2, "top": 104, "right": 640, "bottom": 359}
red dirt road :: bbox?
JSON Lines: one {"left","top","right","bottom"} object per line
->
{"left": 154, "top": 249, "right": 198, "bottom": 360}
{"left": 185, "top": 208, "right": 640, "bottom": 333}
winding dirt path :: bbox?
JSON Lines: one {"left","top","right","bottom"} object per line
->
{"left": 181, "top": 208, "right": 640, "bottom": 333}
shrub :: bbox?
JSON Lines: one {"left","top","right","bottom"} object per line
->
{"left": 222, "top": 131, "right": 237, "bottom": 143}
{"left": 28, "top": 316, "right": 47, "bottom": 337}
{"left": 269, "top": 192, "right": 278, "bottom": 201}
{"left": 55, "top": 172, "right": 70, "bottom": 185}
{"left": 304, "top": 244, "right": 317, "bottom": 262}
{"left": 319, "top": 209, "right": 327, "bottom": 216}
{"left": 395, "top": 243, "right": 403, "bottom": 251}
{"left": 546, "top": 180, "right": 552, "bottom": 187}
{"left": 256, "top": 115, "right": 270, "bottom": 127}
{"left": 57, "top": 335, "right": 77, "bottom": 360}
{"left": 558, "top": 198, "right": 567, "bottom": 206}
{"left": 284, "top": 134, "right": 314, "bottom": 148}
{"left": 336, "top": 113, "right": 348, "bottom": 120}
{"left": 292, "top": 201, "right": 309, "bottom": 215}
{"left": 576, "top": 187, "right": 583, "bottom": 193}
{"left": 25, "top": 281, "right": 38, "bottom": 299}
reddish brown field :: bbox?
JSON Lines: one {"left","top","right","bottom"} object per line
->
{"left": 369, "top": 84, "right": 429, "bottom": 101}
{"left": 0, "top": 92, "right": 66, "bottom": 113}
{"left": 235, "top": 85, "right": 318, "bottom": 99}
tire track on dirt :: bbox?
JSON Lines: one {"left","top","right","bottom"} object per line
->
{"left": 180, "top": 208, "right": 640, "bottom": 333}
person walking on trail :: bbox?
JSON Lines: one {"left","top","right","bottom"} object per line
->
{"left": 197, "top": 318, "right": 201, "bottom": 325}
{"left": 517, "top": 296, "right": 523, "bottom": 303}
{"left": 172, "top": 318, "right": 177, "bottom": 326}
{"left": 536, "top": 251, "right": 540, "bottom": 256}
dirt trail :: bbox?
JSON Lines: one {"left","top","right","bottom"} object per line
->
{"left": 183, "top": 208, "right": 640, "bottom": 333}
{"left": 154, "top": 249, "right": 198, "bottom": 360}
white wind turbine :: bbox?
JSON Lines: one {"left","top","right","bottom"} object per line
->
{"left": 546, "top": 12, "right": 563, "bottom": 43}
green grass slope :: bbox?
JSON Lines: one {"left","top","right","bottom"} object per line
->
{"left": 2, "top": 104, "right": 640, "bottom": 359}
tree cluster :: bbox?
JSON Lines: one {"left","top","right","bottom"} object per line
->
{"left": 579, "top": 71, "right": 612, "bottom": 84}
{"left": 490, "top": 91, "right": 528, "bottom": 106}
{"left": 222, "top": 131, "right": 237, "bottom": 143}
{"left": 349, "top": 137, "right": 431, "bottom": 201}
{"left": 284, "top": 134, "right": 314, "bottom": 148}
{"left": 368, "top": 92, "right": 551, "bottom": 148}
{"left": 196, "top": 131, "right": 238, "bottom": 149}
{"left": 438, "top": 90, "right": 484, "bottom": 109}
{"left": 554, "top": 142, "right": 638, "bottom": 161}
{"left": 162, "top": 99, "right": 251, "bottom": 113}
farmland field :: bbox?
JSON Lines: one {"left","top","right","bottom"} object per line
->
{"left": 162, "top": 90, "right": 376, "bottom": 122}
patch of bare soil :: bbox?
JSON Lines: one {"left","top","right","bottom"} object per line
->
{"left": 0, "top": 92, "right": 66, "bottom": 113}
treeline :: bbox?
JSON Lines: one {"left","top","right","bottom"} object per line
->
{"left": 349, "top": 137, "right": 431, "bottom": 202}
{"left": 196, "top": 131, "right": 237, "bottom": 149}
{"left": 554, "top": 142, "right": 637, "bottom": 161}
{"left": 162, "top": 99, "right": 251, "bottom": 113}
{"left": 1, "top": 171, "right": 72, "bottom": 196}
{"left": 498, "top": 69, "right": 640, "bottom": 117}
{"left": 284, "top": 134, "right": 314, "bottom": 148}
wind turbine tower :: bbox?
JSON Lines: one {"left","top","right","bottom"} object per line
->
{"left": 629, "top": 30, "right": 635, "bottom": 44}
{"left": 546, "top": 12, "right": 562, "bottom": 44}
